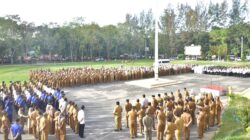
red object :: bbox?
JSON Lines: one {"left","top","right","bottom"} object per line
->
{"left": 204, "top": 86, "right": 226, "bottom": 91}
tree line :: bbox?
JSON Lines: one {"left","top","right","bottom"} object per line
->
{"left": 0, "top": 0, "right": 249, "bottom": 64}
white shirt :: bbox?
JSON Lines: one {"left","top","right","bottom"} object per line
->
{"left": 59, "top": 98, "right": 64, "bottom": 108}
{"left": 60, "top": 100, "right": 67, "bottom": 113}
{"left": 142, "top": 98, "right": 148, "bottom": 108}
{"left": 78, "top": 109, "right": 85, "bottom": 124}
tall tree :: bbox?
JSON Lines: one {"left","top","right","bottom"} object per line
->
{"left": 229, "top": 0, "right": 248, "bottom": 25}
{"left": 208, "top": 0, "right": 228, "bottom": 29}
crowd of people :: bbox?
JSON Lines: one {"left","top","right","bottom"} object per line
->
{"left": 193, "top": 66, "right": 250, "bottom": 77}
{"left": 0, "top": 81, "right": 85, "bottom": 140}
{"left": 29, "top": 65, "right": 193, "bottom": 88}
{"left": 113, "top": 88, "right": 223, "bottom": 140}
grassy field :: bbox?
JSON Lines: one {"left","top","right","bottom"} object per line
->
{"left": 0, "top": 59, "right": 153, "bottom": 82}
{"left": 1, "top": 59, "right": 250, "bottom": 82}
{"left": 213, "top": 95, "right": 250, "bottom": 140}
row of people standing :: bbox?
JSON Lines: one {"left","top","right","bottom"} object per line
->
{"left": 193, "top": 65, "right": 250, "bottom": 77}
{"left": 113, "top": 88, "right": 223, "bottom": 140}
{"left": 0, "top": 81, "right": 86, "bottom": 140}
{"left": 29, "top": 65, "right": 192, "bottom": 88}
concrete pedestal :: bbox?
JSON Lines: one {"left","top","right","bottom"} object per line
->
{"left": 125, "top": 78, "right": 182, "bottom": 89}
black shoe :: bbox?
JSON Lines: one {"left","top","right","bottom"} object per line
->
{"left": 114, "top": 129, "right": 119, "bottom": 131}
{"left": 119, "top": 128, "right": 122, "bottom": 131}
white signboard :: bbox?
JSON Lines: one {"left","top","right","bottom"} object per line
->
{"left": 185, "top": 45, "right": 201, "bottom": 56}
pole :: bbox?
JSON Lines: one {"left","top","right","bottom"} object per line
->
{"left": 154, "top": 0, "right": 159, "bottom": 80}
{"left": 241, "top": 36, "right": 243, "bottom": 60}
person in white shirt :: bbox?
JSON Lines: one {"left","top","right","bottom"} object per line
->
{"left": 59, "top": 98, "right": 67, "bottom": 115}
{"left": 141, "top": 94, "right": 148, "bottom": 108}
{"left": 78, "top": 105, "right": 85, "bottom": 138}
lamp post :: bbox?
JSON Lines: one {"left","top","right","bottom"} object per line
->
{"left": 241, "top": 36, "right": 243, "bottom": 60}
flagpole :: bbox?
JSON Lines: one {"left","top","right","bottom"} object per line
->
{"left": 154, "top": 0, "right": 159, "bottom": 80}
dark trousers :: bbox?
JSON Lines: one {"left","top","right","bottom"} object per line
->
{"left": 14, "top": 135, "right": 22, "bottom": 140}
{"left": 79, "top": 123, "right": 85, "bottom": 138}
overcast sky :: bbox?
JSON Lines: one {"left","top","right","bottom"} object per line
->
{"left": 0, "top": 0, "right": 236, "bottom": 26}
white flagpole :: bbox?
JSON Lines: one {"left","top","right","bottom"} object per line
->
{"left": 154, "top": 0, "right": 159, "bottom": 80}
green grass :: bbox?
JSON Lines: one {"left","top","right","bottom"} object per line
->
{"left": 172, "top": 60, "right": 250, "bottom": 67}
{"left": 213, "top": 95, "right": 250, "bottom": 140}
{"left": 0, "top": 59, "right": 154, "bottom": 82}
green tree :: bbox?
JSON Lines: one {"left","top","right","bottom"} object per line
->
{"left": 229, "top": 0, "right": 248, "bottom": 25}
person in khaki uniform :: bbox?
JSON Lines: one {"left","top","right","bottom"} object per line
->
{"left": 1, "top": 111, "right": 10, "bottom": 140}
{"left": 204, "top": 102, "right": 210, "bottom": 130}
{"left": 174, "top": 101, "right": 183, "bottom": 116}
{"left": 215, "top": 96, "right": 223, "bottom": 126}
{"left": 128, "top": 106, "right": 137, "bottom": 138}
{"left": 157, "top": 106, "right": 166, "bottom": 140}
{"left": 125, "top": 99, "right": 132, "bottom": 128}
{"left": 40, "top": 113, "right": 49, "bottom": 140}
{"left": 147, "top": 102, "right": 156, "bottom": 130}
{"left": 152, "top": 95, "right": 158, "bottom": 109}
{"left": 46, "top": 102, "right": 55, "bottom": 135}
{"left": 31, "top": 107, "right": 39, "bottom": 138}
{"left": 135, "top": 99, "right": 141, "bottom": 112}
{"left": 197, "top": 108, "right": 205, "bottom": 139}
{"left": 174, "top": 111, "right": 184, "bottom": 140}
{"left": 27, "top": 107, "right": 34, "bottom": 134}
{"left": 184, "top": 88, "right": 189, "bottom": 98}
{"left": 188, "top": 98, "right": 196, "bottom": 125}
{"left": 137, "top": 107, "right": 145, "bottom": 135}
{"left": 54, "top": 111, "right": 60, "bottom": 139}
{"left": 73, "top": 104, "right": 79, "bottom": 134}
{"left": 209, "top": 98, "right": 216, "bottom": 126}
{"left": 113, "top": 101, "right": 123, "bottom": 131}
{"left": 181, "top": 108, "right": 192, "bottom": 140}
{"left": 164, "top": 114, "right": 176, "bottom": 140}
{"left": 69, "top": 102, "right": 75, "bottom": 130}
{"left": 66, "top": 101, "right": 72, "bottom": 125}
{"left": 36, "top": 111, "right": 42, "bottom": 140}
{"left": 58, "top": 113, "right": 66, "bottom": 140}
{"left": 157, "top": 94, "right": 164, "bottom": 106}
{"left": 166, "top": 98, "right": 174, "bottom": 112}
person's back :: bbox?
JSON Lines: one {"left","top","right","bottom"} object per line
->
{"left": 128, "top": 108, "right": 137, "bottom": 138}
{"left": 40, "top": 114, "right": 49, "bottom": 140}
{"left": 1, "top": 112, "right": 10, "bottom": 140}
{"left": 209, "top": 99, "right": 216, "bottom": 126}
{"left": 157, "top": 108, "right": 166, "bottom": 140}
{"left": 164, "top": 121, "right": 176, "bottom": 140}
{"left": 197, "top": 109, "right": 205, "bottom": 139}
{"left": 125, "top": 99, "right": 132, "bottom": 128}
{"left": 143, "top": 114, "right": 153, "bottom": 140}
{"left": 11, "top": 119, "right": 22, "bottom": 140}
{"left": 58, "top": 114, "right": 66, "bottom": 140}
{"left": 188, "top": 99, "right": 196, "bottom": 124}
{"left": 128, "top": 109, "right": 137, "bottom": 122}
{"left": 174, "top": 117, "right": 184, "bottom": 140}
{"left": 137, "top": 107, "right": 145, "bottom": 135}
{"left": 181, "top": 111, "right": 192, "bottom": 140}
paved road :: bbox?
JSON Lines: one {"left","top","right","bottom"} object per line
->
{"left": 1, "top": 73, "right": 250, "bottom": 140}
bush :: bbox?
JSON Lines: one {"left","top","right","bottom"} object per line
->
{"left": 177, "top": 54, "right": 185, "bottom": 60}
{"left": 237, "top": 101, "right": 250, "bottom": 128}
